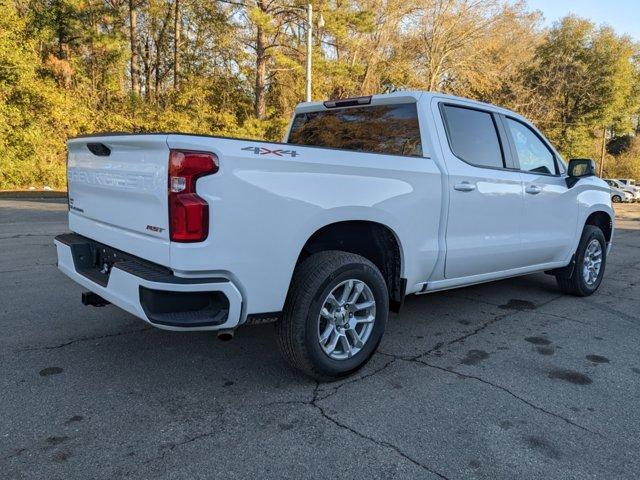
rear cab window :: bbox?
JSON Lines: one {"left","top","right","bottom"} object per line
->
{"left": 287, "top": 103, "right": 423, "bottom": 157}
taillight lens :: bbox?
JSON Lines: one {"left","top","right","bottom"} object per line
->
{"left": 169, "top": 150, "right": 218, "bottom": 242}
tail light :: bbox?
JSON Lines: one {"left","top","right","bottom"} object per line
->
{"left": 169, "top": 150, "right": 218, "bottom": 242}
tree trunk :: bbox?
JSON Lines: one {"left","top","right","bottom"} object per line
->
{"left": 254, "top": 23, "right": 267, "bottom": 118}
{"left": 154, "top": 40, "right": 161, "bottom": 102}
{"left": 173, "top": 0, "right": 180, "bottom": 90}
{"left": 143, "top": 38, "right": 151, "bottom": 100}
{"left": 129, "top": 0, "right": 140, "bottom": 95}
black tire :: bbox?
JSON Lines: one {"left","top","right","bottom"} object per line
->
{"left": 611, "top": 195, "right": 621, "bottom": 203}
{"left": 556, "top": 225, "right": 607, "bottom": 296}
{"left": 275, "top": 250, "right": 388, "bottom": 380}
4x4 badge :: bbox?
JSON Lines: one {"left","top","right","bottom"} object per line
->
{"left": 242, "top": 146, "right": 299, "bottom": 157}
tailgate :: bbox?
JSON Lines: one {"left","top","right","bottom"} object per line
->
{"left": 66, "top": 135, "right": 171, "bottom": 265}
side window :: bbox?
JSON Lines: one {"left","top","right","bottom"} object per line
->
{"left": 441, "top": 105, "right": 505, "bottom": 168}
{"left": 506, "top": 118, "right": 557, "bottom": 175}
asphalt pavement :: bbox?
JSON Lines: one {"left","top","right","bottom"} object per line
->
{"left": 1, "top": 198, "right": 639, "bottom": 479}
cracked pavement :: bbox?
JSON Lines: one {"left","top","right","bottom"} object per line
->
{"left": 1, "top": 198, "right": 640, "bottom": 479}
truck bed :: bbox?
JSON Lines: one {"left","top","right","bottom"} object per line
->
{"left": 65, "top": 131, "right": 442, "bottom": 316}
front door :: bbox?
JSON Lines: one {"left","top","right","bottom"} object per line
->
{"left": 502, "top": 116, "right": 578, "bottom": 265}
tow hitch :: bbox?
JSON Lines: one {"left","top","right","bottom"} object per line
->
{"left": 82, "top": 291, "right": 110, "bottom": 307}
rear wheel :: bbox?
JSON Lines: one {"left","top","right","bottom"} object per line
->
{"left": 611, "top": 195, "right": 622, "bottom": 203}
{"left": 276, "top": 251, "right": 388, "bottom": 380}
{"left": 556, "top": 225, "right": 606, "bottom": 296}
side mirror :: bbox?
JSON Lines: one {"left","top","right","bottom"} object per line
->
{"left": 566, "top": 158, "right": 596, "bottom": 188}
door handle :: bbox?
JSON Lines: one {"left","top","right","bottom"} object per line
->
{"left": 525, "top": 185, "right": 542, "bottom": 195}
{"left": 454, "top": 181, "right": 476, "bottom": 192}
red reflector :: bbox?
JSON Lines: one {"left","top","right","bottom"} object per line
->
{"left": 168, "top": 150, "right": 218, "bottom": 242}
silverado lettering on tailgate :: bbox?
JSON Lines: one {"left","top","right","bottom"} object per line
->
{"left": 68, "top": 167, "right": 158, "bottom": 191}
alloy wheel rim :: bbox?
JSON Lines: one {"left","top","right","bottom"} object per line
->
{"left": 582, "top": 239, "right": 603, "bottom": 286}
{"left": 317, "top": 279, "right": 376, "bottom": 360}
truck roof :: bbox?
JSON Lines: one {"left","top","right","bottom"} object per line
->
{"left": 294, "top": 90, "right": 522, "bottom": 120}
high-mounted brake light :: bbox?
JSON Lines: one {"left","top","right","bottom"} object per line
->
{"left": 168, "top": 150, "right": 218, "bottom": 242}
{"left": 323, "top": 96, "right": 372, "bottom": 109}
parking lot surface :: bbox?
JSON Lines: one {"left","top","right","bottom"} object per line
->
{"left": 1, "top": 198, "right": 639, "bottom": 480}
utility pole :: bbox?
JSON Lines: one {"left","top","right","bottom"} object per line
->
{"left": 305, "top": 3, "right": 313, "bottom": 102}
{"left": 129, "top": 0, "right": 140, "bottom": 95}
{"left": 173, "top": 0, "right": 180, "bottom": 91}
{"left": 599, "top": 126, "right": 607, "bottom": 177}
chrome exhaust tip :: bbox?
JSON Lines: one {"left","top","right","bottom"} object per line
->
{"left": 217, "top": 329, "right": 234, "bottom": 341}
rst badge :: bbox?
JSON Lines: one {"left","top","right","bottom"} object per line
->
{"left": 242, "top": 146, "right": 299, "bottom": 157}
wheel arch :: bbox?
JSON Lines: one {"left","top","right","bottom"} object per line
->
{"left": 548, "top": 208, "right": 613, "bottom": 285}
{"left": 293, "top": 220, "right": 406, "bottom": 313}
{"left": 584, "top": 210, "right": 613, "bottom": 244}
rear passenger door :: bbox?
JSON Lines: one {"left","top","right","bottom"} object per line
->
{"left": 502, "top": 116, "right": 578, "bottom": 265}
{"left": 437, "top": 102, "right": 526, "bottom": 279}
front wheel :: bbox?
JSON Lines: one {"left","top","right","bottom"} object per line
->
{"left": 276, "top": 251, "right": 388, "bottom": 380}
{"left": 556, "top": 225, "right": 607, "bottom": 296}
{"left": 611, "top": 195, "right": 622, "bottom": 203}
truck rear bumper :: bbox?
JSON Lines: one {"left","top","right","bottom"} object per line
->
{"left": 54, "top": 234, "right": 243, "bottom": 331}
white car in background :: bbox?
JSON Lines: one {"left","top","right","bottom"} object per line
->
{"left": 606, "top": 182, "right": 634, "bottom": 203}
{"left": 617, "top": 178, "right": 637, "bottom": 188}
{"left": 616, "top": 179, "right": 640, "bottom": 197}
{"left": 606, "top": 179, "right": 639, "bottom": 202}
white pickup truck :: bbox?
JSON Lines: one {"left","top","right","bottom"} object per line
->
{"left": 55, "top": 91, "right": 614, "bottom": 379}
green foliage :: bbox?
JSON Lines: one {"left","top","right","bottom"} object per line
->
{"left": 524, "top": 16, "right": 638, "bottom": 158}
{"left": 0, "top": 0, "right": 639, "bottom": 189}
{"left": 0, "top": 0, "right": 86, "bottom": 189}
{"left": 604, "top": 135, "right": 640, "bottom": 178}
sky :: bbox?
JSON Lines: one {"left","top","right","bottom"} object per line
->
{"left": 525, "top": 0, "right": 640, "bottom": 40}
